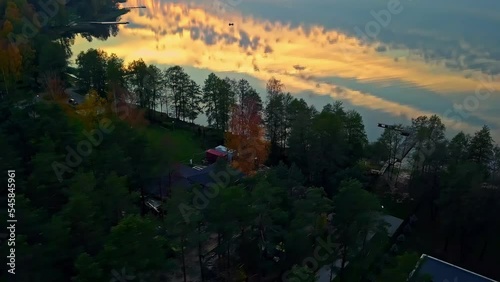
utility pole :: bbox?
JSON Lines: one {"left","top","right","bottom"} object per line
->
{"left": 377, "top": 123, "right": 416, "bottom": 191}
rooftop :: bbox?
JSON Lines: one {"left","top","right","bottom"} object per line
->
{"left": 382, "top": 214, "right": 404, "bottom": 237}
{"left": 206, "top": 148, "right": 227, "bottom": 157}
{"left": 145, "top": 163, "right": 244, "bottom": 198}
{"left": 410, "top": 254, "right": 497, "bottom": 282}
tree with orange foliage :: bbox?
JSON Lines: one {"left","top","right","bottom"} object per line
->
{"left": 41, "top": 72, "right": 66, "bottom": 100}
{"left": 112, "top": 89, "right": 149, "bottom": 129}
{"left": 75, "top": 89, "right": 108, "bottom": 129}
{"left": 0, "top": 19, "right": 22, "bottom": 96}
{"left": 0, "top": 0, "right": 36, "bottom": 96}
{"left": 225, "top": 96, "right": 269, "bottom": 175}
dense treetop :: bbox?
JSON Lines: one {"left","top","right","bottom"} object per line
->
{"left": 1, "top": 3, "right": 500, "bottom": 281}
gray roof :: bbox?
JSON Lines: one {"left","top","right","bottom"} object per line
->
{"left": 382, "top": 214, "right": 404, "bottom": 237}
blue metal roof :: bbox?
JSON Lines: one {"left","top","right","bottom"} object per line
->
{"left": 146, "top": 163, "right": 244, "bottom": 198}
{"left": 177, "top": 163, "right": 217, "bottom": 178}
{"left": 177, "top": 164, "right": 201, "bottom": 178}
{"left": 184, "top": 164, "right": 243, "bottom": 187}
{"left": 187, "top": 173, "right": 215, "bottom": 187}
{"left": 413, "top": 255, "right": 497, "bottom": 282}
{"left": 144, "top": 174, "right": 194, "bottom": 198}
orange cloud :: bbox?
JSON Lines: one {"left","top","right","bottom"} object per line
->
{"left": 72, "top": 0, "right": 500, "bottom": 139}
{"left": 104, "top": 0, "right": 500, "bottom": 92}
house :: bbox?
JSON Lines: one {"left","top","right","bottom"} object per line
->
{"left": 214, "top": 145, "right": 234, "bottom": 161}
{"left": 145, "top": 162, "right": 244, "bottom": 199}
{"left": 205, "top": 145, "right": 235, "bottom": 164}
{"left": 205, "top": 149, "right": 227, "bottom": 164}
{"left": 408, "top": 254, "right": 497, "bottom": 282}
{"left": 144, "top": 173, "right": 179, "bottom": 200}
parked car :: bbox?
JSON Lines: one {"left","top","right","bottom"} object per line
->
{"left": 68, "top": 98, "right": 78, "bottom": 106}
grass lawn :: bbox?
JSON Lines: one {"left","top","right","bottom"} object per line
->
{"left": 143, "top": 124, "right": 205, "bottom": 164}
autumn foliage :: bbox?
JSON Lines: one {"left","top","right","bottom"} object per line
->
{"left": 74, "top": 89, "right": 107, "bottom": 128}
{"left": 0, "top": 20, "right": 22, "bottom": 94}
{"left": 112, "top": 89, "right": 149, "bottom": 128}
{"left": 0, "top": 1, "right": 36, "bottom": 95}
{"left": 69, "top": 87, "right": 149, "bottom": 130}
{"left": 225, "top": 97, "right": 269, "bottom": 175}
{"left": 42, "top": 72, "right": 66, "bottom": 100}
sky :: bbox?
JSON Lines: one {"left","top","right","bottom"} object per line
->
{"left": 72, "top": 0, "right": 500, "bottom": 142}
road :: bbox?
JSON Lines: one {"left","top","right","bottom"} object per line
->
{"left": 34, "top": 87, "right": 85, "bottom": 104}
{"left": 65, "top": 88, "right": 85, "bottom": 104}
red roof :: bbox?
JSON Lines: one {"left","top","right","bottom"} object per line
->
{"left": 206, "top": 149, "right": 227, "bottom": 157}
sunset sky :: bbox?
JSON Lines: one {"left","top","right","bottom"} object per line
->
{"left": 72, "top": 0, "right": 500, "bottom": 141}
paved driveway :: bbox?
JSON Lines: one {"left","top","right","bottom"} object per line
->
{"left": 65, "top": 88, "right": 85, "bottom": 104}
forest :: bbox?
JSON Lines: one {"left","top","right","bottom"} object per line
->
{"left": 1, "top": 0, "right": 500, "bottom": 281}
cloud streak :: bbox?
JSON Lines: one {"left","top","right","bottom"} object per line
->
{"left": 110, "top": 0, "right": 500, "bottom": 92}
{"left": 73, "top": 0, "right": 500, "bottom": 140}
